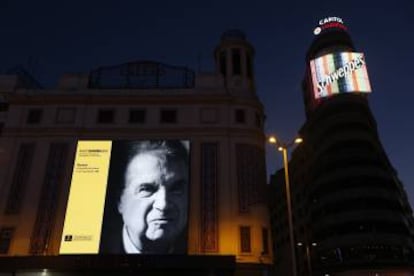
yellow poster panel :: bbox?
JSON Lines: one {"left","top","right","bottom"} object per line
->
{"left": 60, "top": 141, "right": 112, "bottom": 254}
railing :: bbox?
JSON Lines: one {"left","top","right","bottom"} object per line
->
{"left": 88, "top": 61, "right": 195, "bottom": 89}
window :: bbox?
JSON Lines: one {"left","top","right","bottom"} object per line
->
{"left": 30, "top": 143, "right": 68, "bottom": 254}
{"left": 235, "top": 109, "right": 245, "bottom": 124}
{"left": 240, "top": 226, "right": 251, "bottom": 253}
{"left": 200, "top": 143, "right": 219, "bottom": 252}
{"left": 97, "top": 109, "right": 114, "bottom": 124}
{"left": 246, "top": 54, "right": 252, "bottom": 78}
{"left": 160, "top": 109, "right": 177, "bottom": 123}
{"left": 0, "top": 227, "right": 14, "bottom": 254}
{"left": 27, "top": 109, "right": 43, "bottom": 124}
{"left": 262, "top": 228, "right": 269, "bottom": 255}
{"left": 129, "top": 109, "right": 146, "bottom": 124}
{"left": 0, "top": 102, "right": 9, "bottom": 112}
{"left": 236, "top": 144, "right": 266, "bottom": 212}
{"left": 5, "top": 143, "right": 35, "bottom": 214}
{"left": 255, "top": 112, "right": 261, "bottom": 128}
{"left": 232, "top": 48, "right": 241, "bottom": 75}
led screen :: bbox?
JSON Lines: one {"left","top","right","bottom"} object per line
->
{"left": 60, "top": 140, "right": 190, "bottom": 255}
{"left": 310, "top": 52, "right": 372, "bottom": 99}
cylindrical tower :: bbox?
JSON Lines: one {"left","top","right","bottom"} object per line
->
{"left": 269, "top": 17, "right": 414, "bottom": 276}
{"left": 299, "top": 17, "right": 414, "bottom": 275}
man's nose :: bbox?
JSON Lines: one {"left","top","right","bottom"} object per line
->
{"left": 153, "top": 187, "right": 169, "bottom": 211}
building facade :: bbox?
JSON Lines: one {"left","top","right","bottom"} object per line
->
{"left": 269, "top": 20, "right": 414, "bottom": 275}
{"left": 0, "top": 30, "right": 272, "bottom": 275}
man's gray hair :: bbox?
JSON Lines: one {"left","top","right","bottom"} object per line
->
{"left": 126, "top": 140, "right": 189, "bottom": 165}
{"left": 118, "top": 140, "right": 189, "bottom": 213}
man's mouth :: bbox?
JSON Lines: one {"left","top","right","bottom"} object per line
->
{"left": 150, "top": 218, "right": 173, "bottom": 223}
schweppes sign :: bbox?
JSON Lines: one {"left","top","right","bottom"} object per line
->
{"left": 310, "top": 52, "right": 372, "bottom": 99}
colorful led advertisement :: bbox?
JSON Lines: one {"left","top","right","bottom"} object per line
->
{"left": 310, "top": 52, "right": 372, "bottom": 99}
{"left": 60, "top": 140, "right": 190, "bottom": 255}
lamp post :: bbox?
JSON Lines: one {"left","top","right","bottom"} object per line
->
{"left": 269, "top": 135, "right": 303, "bottom": 276}
{"left": 297, "top": 241, "right": 317, "bottom": 276}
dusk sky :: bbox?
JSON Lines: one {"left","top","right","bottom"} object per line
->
{"left": 1, "top": 1, "right": 413, "bottom": 205}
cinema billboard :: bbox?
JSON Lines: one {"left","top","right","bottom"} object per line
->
{"left": 60, "top": 140, "right": 190, "bottom": 255}
{"left": 310, "top": 52, "right": 372, "bottom": 99}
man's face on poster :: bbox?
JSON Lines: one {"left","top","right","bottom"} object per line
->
{"left": 119, "top": 150, "right": 188, "bottom": 251}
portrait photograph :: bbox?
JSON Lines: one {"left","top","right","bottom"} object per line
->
{"left": 99, "top": 140, "right": 190, "bottom": 254}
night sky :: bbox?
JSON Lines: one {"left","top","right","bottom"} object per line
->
{"left": 1, "top": 1, "right": 413, "bottom": 205}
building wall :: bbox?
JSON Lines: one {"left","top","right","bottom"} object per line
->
{"left": 0, "top": 31, "right": 272, "bottom": 275}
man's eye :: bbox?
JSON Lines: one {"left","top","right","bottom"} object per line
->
{"left": 135, "top": 183, "right": 157, "bottom": 196}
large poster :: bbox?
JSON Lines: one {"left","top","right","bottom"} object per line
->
{"left": 310, "top": 52, "right": 372, "bottom": 99}
{"left": 60, "top": 140, "right": 190, "bottom": 255}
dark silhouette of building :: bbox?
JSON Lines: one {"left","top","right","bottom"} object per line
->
{"left": 269, "top": 19, "right": 414, "bottom": 275}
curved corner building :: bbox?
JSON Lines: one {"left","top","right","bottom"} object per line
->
{"left": 270, "top": 18, "right": 414, "bottom": 275}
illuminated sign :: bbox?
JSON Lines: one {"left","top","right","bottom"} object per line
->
{"left": 319, "top": 17, "right": 344, "bottom": 25}
{"left": 310, "top": 52, "right": 372, "bottom": 99}
{"left": 313, "top": 16, "right": 347, "bottom": 35}
{"left": 60, "top": 140, "right": 190, "bottom": 255}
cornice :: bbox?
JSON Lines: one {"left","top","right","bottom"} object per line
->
{"left": 6, "top": 94, "right": 264, "bottom": 109}
{"left": 2, "top": 126, "right": 266, "bottom": 140}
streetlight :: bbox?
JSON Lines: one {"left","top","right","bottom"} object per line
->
{"left": 297, "top": 241, "right": 317, "bottom": 276}
{"left": 268, "top": 135, "right": 303, "bottom": 276}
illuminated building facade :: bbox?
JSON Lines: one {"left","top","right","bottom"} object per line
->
{"left": 0, "top": 30, "right": 272, "bottom": 275}
{"left": 269, "top": 19, "right": 414, "bottom": 275}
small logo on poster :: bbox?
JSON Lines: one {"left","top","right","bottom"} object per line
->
{"left": 63, "top": 234, "right": 93, "bottom": 242}
{"left": 64, "top": 235, "right": 73, "bottom": 242}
